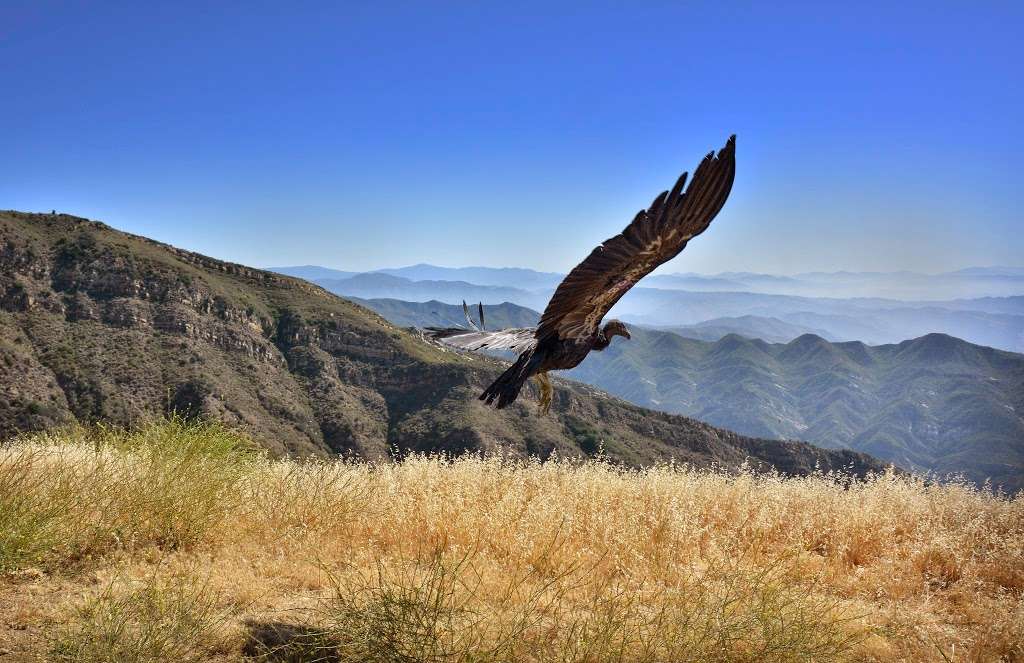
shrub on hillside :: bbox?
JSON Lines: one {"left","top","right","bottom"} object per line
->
{"left": 47, "top": 574, "right": 232, "bottom": 663}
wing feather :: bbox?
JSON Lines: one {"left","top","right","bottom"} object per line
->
{"left": 536, "top": 135, "right": 736, "bottom": 341}
{"left": 424, "top": 327, "right": 538, "bottom": 353}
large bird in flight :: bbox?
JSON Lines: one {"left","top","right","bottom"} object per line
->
{"left": 427, "top": 136, "right": 736, "bottom": 412}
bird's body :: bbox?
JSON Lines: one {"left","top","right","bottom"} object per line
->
{"left": 426, "top": 136, "right": 737, "bottom": 412}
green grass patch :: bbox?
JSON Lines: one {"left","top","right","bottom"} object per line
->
{"left": 0, "top": 416, "right": 257, "bottom": 572}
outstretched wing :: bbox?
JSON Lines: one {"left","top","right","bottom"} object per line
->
{"left": 424, "top": 327, "right": 538, "bottom": 353}
{"left": 461, "top": 300, "right": 486, "bottom": 331}
{"left": 536, "top": 135, "right": 736, "bottom": 342}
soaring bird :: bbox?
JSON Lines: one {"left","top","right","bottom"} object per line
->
{"left": 426, "top": 136, "right": 736, "bottom": 412}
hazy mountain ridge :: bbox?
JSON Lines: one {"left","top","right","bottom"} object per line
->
{"left": 312, "top": 272, "right": 549, "bottom": 310}
{"left": 656, "top": 267, "right": 1024, "bottom": 299}
{"left": 272, "top": 263, "right": 1024, "bottom": 299}
{"left": 353, "top": 298, "right": 1024, "bottom": 491}
{"left": 288, "top": 267, "right": 1024, "bottom": 352}
{"left": 376, "top": 264, "right": 566, "bottom": 290}
{"left": 610, "top": 289, "right": 1024, "bottom": 353}
{"left": 651, "top": 316, "right": 838, "bottom": 344}
{"left": 0, "top": 211, "right": 888, "bottom": 478}
{"left": 270, "top": 265, "right": 358, "bottom": 281}
{"left": 346, "top": 298, "right": 539, "bottom": 331}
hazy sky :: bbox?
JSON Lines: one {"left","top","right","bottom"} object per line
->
{"left": 2, "top": 2, "right": 1021, "bottom": 275}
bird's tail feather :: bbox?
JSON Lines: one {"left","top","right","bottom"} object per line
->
{"left": 480, "top": 352, "right": 534, "bottom": 409}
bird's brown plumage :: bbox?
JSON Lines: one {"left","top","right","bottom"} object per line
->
{"left": 425, "top": 135, "right": 737, "bottom": 410}
{"left": 536, "top": 135, "right": 736, "bottom": 343}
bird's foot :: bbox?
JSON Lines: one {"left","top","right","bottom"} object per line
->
{"left": 534, "top": 372, "right": 553, "bottom": 414}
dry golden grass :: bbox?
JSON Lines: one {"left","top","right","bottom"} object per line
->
{"left": 1, "top": 419, "right": 1021, "bottom": 662}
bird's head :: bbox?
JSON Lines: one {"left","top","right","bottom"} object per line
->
{"left": 602, "top": 319, "right": 631, "bottom": 341}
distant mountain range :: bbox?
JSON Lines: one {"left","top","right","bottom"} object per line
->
{"left": 611, "top": 289, "right": 1024, "bottom": 353}
{"left": 273, "top": 264, "right": 1024, "bottom": 299}
{"left": 315, "top": 273, "right": 547, "bottom": 310}
{"left": 353, "top": 298, "right": 1024, "bottom": 492}
{"left": 346, "top": 298, "right": 539, "bottom": 331}
{"left": 351, "top": 298, "right": 835, "bottom": 346}
{"left": 275, "top": 264, "right": 565, "bottom": 290}
{"left": 378, "top": 264, "right": 566, "bottom": 290}
{"left": 270, "top": 266, "right": 1024, "bottom": 353}
{"left": 651, "top": 316, "right": 838, "bottom": 344}
{"left": 649, "top": 267, "right": 1024, "bottom": 299}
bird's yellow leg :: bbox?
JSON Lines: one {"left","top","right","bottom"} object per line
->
{"left": 533, "top": 371, "right": 553, "bottom": 414}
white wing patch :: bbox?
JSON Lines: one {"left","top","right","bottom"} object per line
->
{"left": 432, "top": 328, "right": 538, "bottom": 353}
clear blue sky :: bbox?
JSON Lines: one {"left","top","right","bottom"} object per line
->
{"left": 2, "top": 2, "right": 1021, "bottom": 274}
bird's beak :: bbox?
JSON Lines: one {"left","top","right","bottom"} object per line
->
{"left": 623, "top": 329, "right": 631, "bottom": 340}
